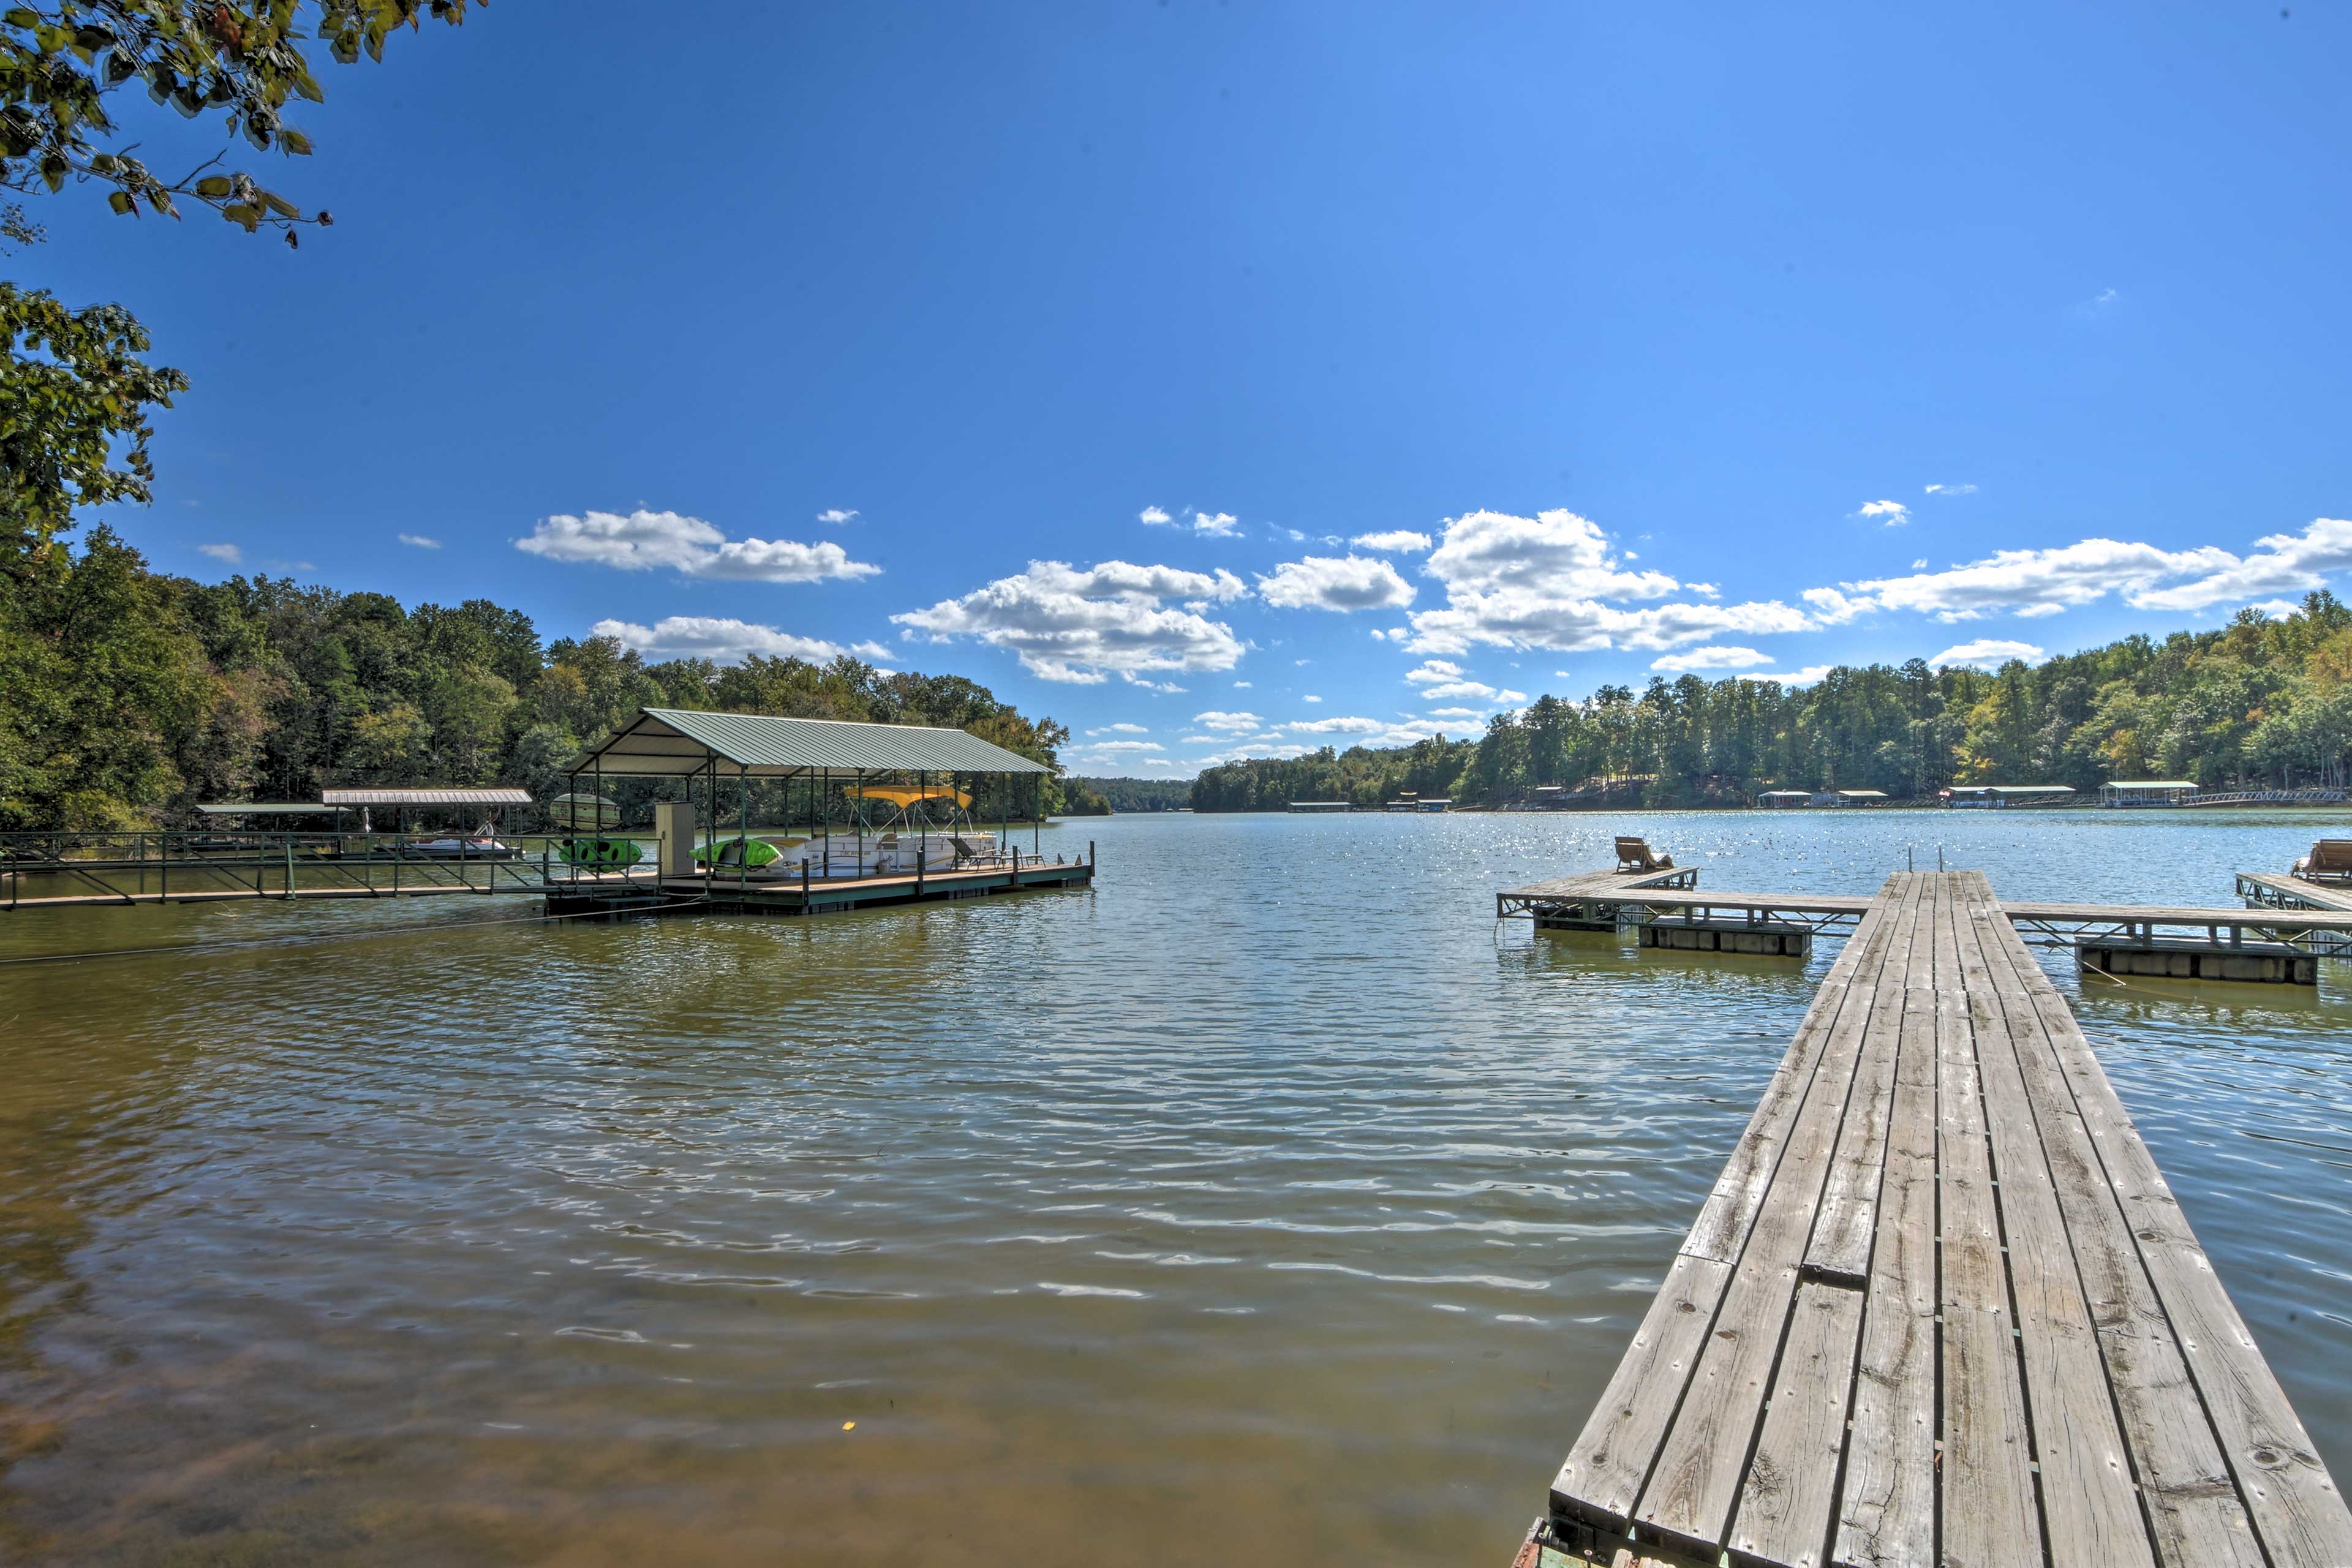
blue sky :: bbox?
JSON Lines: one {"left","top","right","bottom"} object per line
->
{"left": 34, "top": 2, "right": 2352, "bottom": 777}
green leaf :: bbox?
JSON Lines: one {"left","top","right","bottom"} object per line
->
{"left": 107, "top": 190, "right": 135, "bottom": 216}
{"left": 260, "top": 192, "right": 297, "bottom": 219}
{"left": 194, "top": 175, "right": 233, "bottom": 198}
{"left": 221, "top": 203, "right": 260, "bottom": 231}
{"left": 2, "top": 8, "right": 40, "bottom": 27}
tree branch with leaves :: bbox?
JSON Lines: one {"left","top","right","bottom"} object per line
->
{"left": 1, "top": 0, "right": 477, "bottom": 247}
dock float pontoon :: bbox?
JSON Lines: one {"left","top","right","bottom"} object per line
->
{"left": 1509, "top": 870, "right": 2352, "bottom": 1568}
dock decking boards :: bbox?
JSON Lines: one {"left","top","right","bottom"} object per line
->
{"left": 1536, "top": 871, "right": 2352, "bottom": 1568}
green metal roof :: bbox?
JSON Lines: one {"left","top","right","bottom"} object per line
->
{"left": 196, "top": 802, "right": 353, "bottom": 815}
{"left": 568, "top": 707, "right": 1051, "bottom": 778}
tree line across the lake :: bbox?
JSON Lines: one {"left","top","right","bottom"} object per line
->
{"left": 0, "top": 527, "right": 1075, "bottom": 830}
{"left": 1189, "top": 593, "right": 2352, "bottom": 812}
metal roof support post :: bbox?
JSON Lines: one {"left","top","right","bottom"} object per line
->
{"left": 739, "top": 762, "right": 749, "bottom": 899}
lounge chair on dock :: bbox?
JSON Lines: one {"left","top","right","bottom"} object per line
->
{"left": 2293, "top": 839, "right": 2352, "bottom": 883}
{"left": 1615, "top": 836, "right": 1674, "bottom": 872}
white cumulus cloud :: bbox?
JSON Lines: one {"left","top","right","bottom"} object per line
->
{"left": 1258, "top": 554, "right": 1415, "bottom": 612}
{"left": 1811, "top": 537, "right": 2245, "bottom": 623}
{"left": 1738, "top": 665, "right": 1839, "bottom": 687}
{"left": 198, "top": 542, "right": 241, "bottom": 564}
{"left": 816, "top": 508, "right": 859, "bottom": 525}
{"left": 1191, "top": 510, "right": 1242, "bottom": 537}
{"left": 2128, "top": 517, "right": 2352, "bottom": 612}
{"left": 1930, "top": 638, "right": 2046, "bottom": 669}
{"left": 1193, "top": 710, "right": 1263, "bottom": 733}
{"left": 1923, "top": 483, "right": 1977, "bottom": 497}
{"left": 1289, "top": 715, "right": 1387, "bottom": 735}
{"left": 1855, "top": 500, "right": 1912, "bottom": 526}
{"left": 1419, "top": 679, "right": 1526, "bottom": 704}
{"left": 516, "top": 509, "right": 880, "bottom": 583}
{"left": 398, "top": 532, "right": 441, "bottom": 550}
{"left": 1086, "top": 723, "right": 1150, "bottom": 736}
{"left": 891, "top": 560, "right": 1246, "bottom": 684}
{"left": 1351, "top": 529, "right": 1434, "bottom": 553}
{"left": 1140, "top": 505, "right": 1173, "bottom": 526}
{"left": 592, "top": 616, "right": 894, "bottom": 665}
{"left": 1651, "top": 646, "right": 1772, "bottom": 672}
{"left": 1404, "top": 508, "right": 1809, "bottom": 654}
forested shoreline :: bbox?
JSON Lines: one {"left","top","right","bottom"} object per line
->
{"left": 0, "top": 528, "right": 1074, "bottom": 831}
{"left": 1191, "top": 594, "right": 2352, "bottom": 812}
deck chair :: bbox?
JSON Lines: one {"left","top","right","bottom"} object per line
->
{"left": 949, "top": 835, "right": 992, "bottom": 867}
{"left": 1615, "top": 836, "right": 1674, "bottom": 872}
{"left": 2293, "top": 839, "right": 2352, "bottom": 882}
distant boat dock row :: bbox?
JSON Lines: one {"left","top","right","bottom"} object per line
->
{"left": 1289, "top": 781, "right": 2350, "bottom": 812}
{"left": 1502, "top": 854, "right": 2352, "bottom": 1567}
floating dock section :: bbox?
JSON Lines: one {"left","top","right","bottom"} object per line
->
{"left": 1512, "top": 871, "right": 2352, "bottom": 1568}
{"left": 1501, "top": 869, "right": 2352, "bottom": 986}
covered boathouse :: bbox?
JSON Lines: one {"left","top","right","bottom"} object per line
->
{"left": 555, "top": 707, "right": 1094, "bottom": 916}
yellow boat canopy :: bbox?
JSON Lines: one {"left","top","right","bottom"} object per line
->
{"left": 857, "top": 783, "right": 971, "bottom": 810}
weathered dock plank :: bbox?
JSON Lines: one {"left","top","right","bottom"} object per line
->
{"left": 1829, "top": 983, "right": 1938, "bottom": 1568}
{"left": 1523, "top": 866, "right": 2352, "bottom": 1568}
{"left": 1633, "top": 879, "right": 1930, "bottom": 1561}
{"left": 1962, "top": 897, "right": 2265, "bottom": 1568}
{"left": 1730, "top": 1279, "right": 1865, "bottom": 1568}
{"left": 1954, "top": 873, "right": 2152, "bottom": 1568}
{"left": 1550, "top": 883, "right": 1907, "bottom": 1536}
{"left": 1933, "top": 905, "right": 2045, "bottom": 1568}
{"left": 2019, "top": 986, "right": 2352, "bottom": 1567}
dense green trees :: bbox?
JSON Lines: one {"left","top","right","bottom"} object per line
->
{"left": 1067, "top": 777, "right": 1191, "bottom": 813}
{"left": 0, "top": 531, "right": 1071, "bottom": 829}
{"left": 1192, "top": 594, "right": 2352, "bottom": 812}
{"left": 1, "top": 281, "right": 185, "bottom": 556}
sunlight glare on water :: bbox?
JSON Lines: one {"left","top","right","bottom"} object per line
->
{"left": 0, "top": 810, "right": 2347, "bottom": 1565}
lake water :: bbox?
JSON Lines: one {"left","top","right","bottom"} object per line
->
{"left": 2, "top": 810, "right": 2348, "bottom": 1566}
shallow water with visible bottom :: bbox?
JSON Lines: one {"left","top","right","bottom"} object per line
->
{"left": 1, "top": 810, "right": 2347, "bottom": 1565}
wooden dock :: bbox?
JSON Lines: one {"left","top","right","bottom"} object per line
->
{"left": 1518, "top": 870, "right": 2352, "bottom": 1568}
{"left": 545, "top": 854, "right": 1096, "bottom": 918}
{"left": 1502, "top": 874, "right": 2352, "bottom": 946}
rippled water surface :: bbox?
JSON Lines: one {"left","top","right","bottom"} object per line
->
{"left": 2, "top": 811, "right": 2348, "bottom": 1565}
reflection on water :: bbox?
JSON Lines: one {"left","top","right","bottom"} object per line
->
{"left": 0, "top": 810, "right": 2346, "bottom": 1564}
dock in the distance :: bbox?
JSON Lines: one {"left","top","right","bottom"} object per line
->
{"left": 1513, "top": 869, "right": 2352, "bottom": 1568}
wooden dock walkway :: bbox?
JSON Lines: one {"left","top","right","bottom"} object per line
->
{"left": 1501, "top": 874, "right": 2352, "bottom": 943}
{"left": 2238, "top": 871, "right": 2352, "bottom": 913}
{"left": 1521, "top": 870, "right": 2352, "bottom": 1568}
